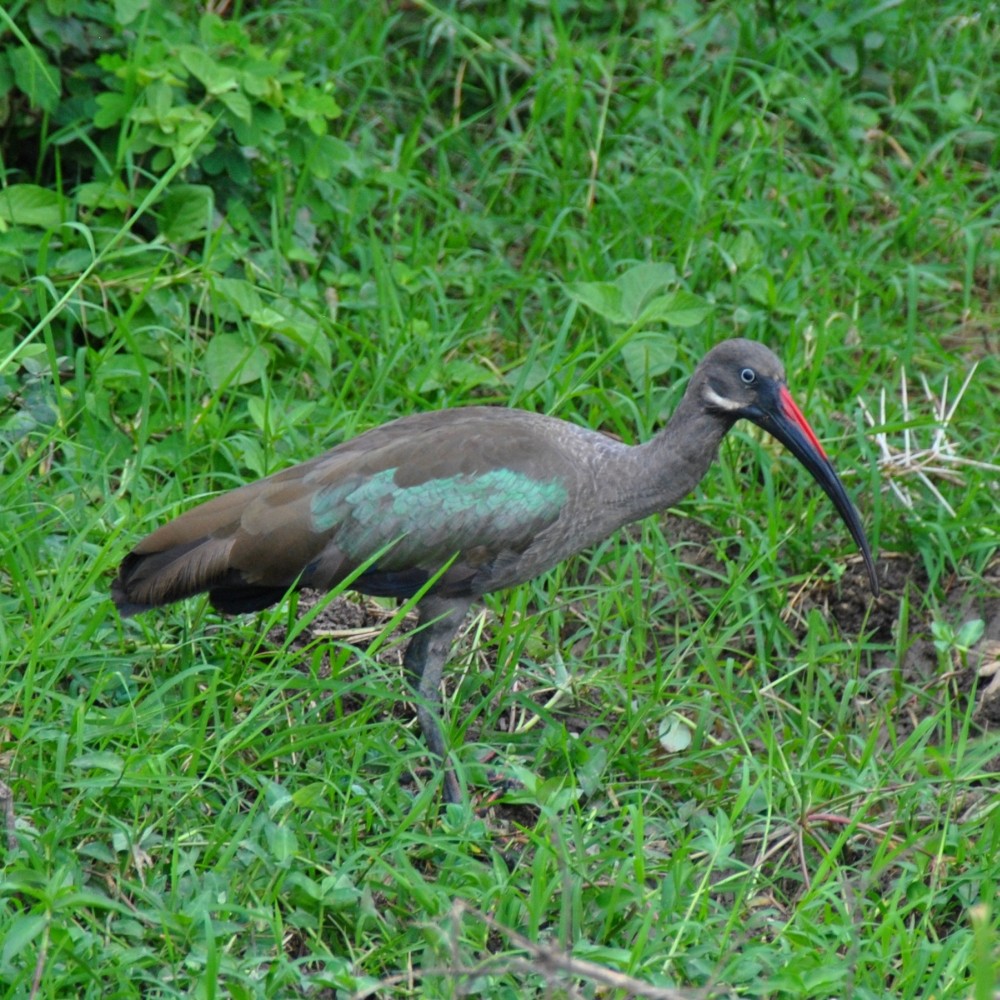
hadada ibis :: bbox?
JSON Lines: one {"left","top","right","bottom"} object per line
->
{"left": 113, "top": 339, "right": 879, "bottom": 803}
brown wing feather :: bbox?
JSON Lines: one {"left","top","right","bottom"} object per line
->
{"left": 113, "top": 407, "right": 585, "bottom": 616}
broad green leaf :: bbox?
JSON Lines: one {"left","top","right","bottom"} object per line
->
{"left": 114, "top": 0, "right": 148, "bottom": 25}
{"left": 291, "top": 782, "right": 330, "bottom": 809}
{"left": 286, "top": 871, "right": 361, "bottom": 909}
{"left": 9, "top": 46, "right": 60, "bottom": 112}
{"left": 741, "top": 272, "right": 773, "bottom": 307}
{"left": 616, "top": 261, "right": 677, "bottom": 319}
{"left": 246, "top": 395, "right": 268, "bottom": 434}
{"left": 94, "top": 91, "right": 132, "bottom": 128}
{"left": 957, "top": 619, "right": 985, "bottom": 649}
{"left": 27, "top": 3, "right": 86, "bottom": 49}
{"left": 250, "top": 306, "right": 291, "bottom": 330}
{"left": 160, "top": 184, "right": 214, "bottom": 242}
{"left": 278, "top": 324, "right": 332, "bottom": 370}
{"left": 637, "top": 290, "right": 712, "bottom": 328}
{"left": 315, "top": 874, "right": 362, "bottom": 909}
{"left": 566, "top": 281, "right": 627, "bottom": 324}
{"left": 621, "top": 334, "right": 677, "bottom": 390}
{"left": 829, "top": 43, "right": 858, "bottom": 75}
{"left": 228, "top": 432, "right": 266, "bottom": 477}
{"left": 265, "top": 822, "right": 298, "bottom": 863}
{"left": 215, "top": 277, "right": 264, "bottom": 316}
{"left": 74, "top": 181, "right": 133, "bottom": 212}
{"left": 568, "top": 263, "right": 694, "bottom": 328}
{"left": 731, "top": 229, "right": 762, "bottom": 269}
{"left": 0, "top": 184, "right": 63, "bottom": 228}
{"left": 146, "top": 78, "right": 173, "bottom": 120}
{"left": 287, "top": 88, "right": 342, "bottom": 125}
{"left": 179, "top": 46, "right": 238, "bottom": 94}
{"left": 1, "top": 914, "right": 46, "bottom": 966}
{"left": 575, "top": 744, "right": 608, "bottom": 797}
{"left": 218, "top": 88, "right": 252, "bottom": 122}
{"left": 204, "top": 333, "right": 268, "bottom": 389}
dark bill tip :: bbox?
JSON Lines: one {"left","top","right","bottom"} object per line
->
{"left": 754, "top": 385, "right": 880, "bottom": 597}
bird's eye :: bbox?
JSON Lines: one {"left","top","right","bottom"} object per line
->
{"left": 740, "top": 368, "right": 756, "bottom": 385}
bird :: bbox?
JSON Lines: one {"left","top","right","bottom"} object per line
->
{"left": 113, "top": 339, "right": 879, "bottom": 804}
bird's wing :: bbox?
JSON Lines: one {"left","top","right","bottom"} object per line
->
{"left": 114, "top": 408, "right": 577, "bottom": 613}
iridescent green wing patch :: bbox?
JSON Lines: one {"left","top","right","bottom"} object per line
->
{"left": 310, "top": 467, "right": 567, "bottom": 563}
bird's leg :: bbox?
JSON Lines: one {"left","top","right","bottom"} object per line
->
{"left": 403, "top": 595, "right": 472, "bottom": 804}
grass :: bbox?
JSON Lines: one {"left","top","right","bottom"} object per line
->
{"left": 1, "top": 0, "right": 999, "bottom": 996}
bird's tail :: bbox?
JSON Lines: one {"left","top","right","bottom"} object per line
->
{"left": 112, "top": 535, "right": 289, "bottom": 616}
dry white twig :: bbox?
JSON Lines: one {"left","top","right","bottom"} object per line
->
{"left": 859, "top": 362, "right": 1000, "bottom": 517}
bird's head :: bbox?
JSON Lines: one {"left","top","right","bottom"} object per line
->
{"left": 692, "top": 339, "right": 879, "bottom": 595}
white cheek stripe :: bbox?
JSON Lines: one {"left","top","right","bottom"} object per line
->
{"left": 703, "top": 387, "right": 743, "bottom": 411}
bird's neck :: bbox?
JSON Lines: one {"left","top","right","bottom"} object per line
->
{"left": 615, "top": 389, "right": 734, "bottom": 523}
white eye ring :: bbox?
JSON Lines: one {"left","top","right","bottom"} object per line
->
{"left": 740, "top": 368, "right": 756, "bottom": 385}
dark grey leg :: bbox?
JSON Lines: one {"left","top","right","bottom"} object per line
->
{"left": 403, "top": 596, "right": 471, "bottom": 804}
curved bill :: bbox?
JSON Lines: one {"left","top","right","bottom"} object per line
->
{"left": 752, "top": 384, "right": 879, "bottom": 596}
